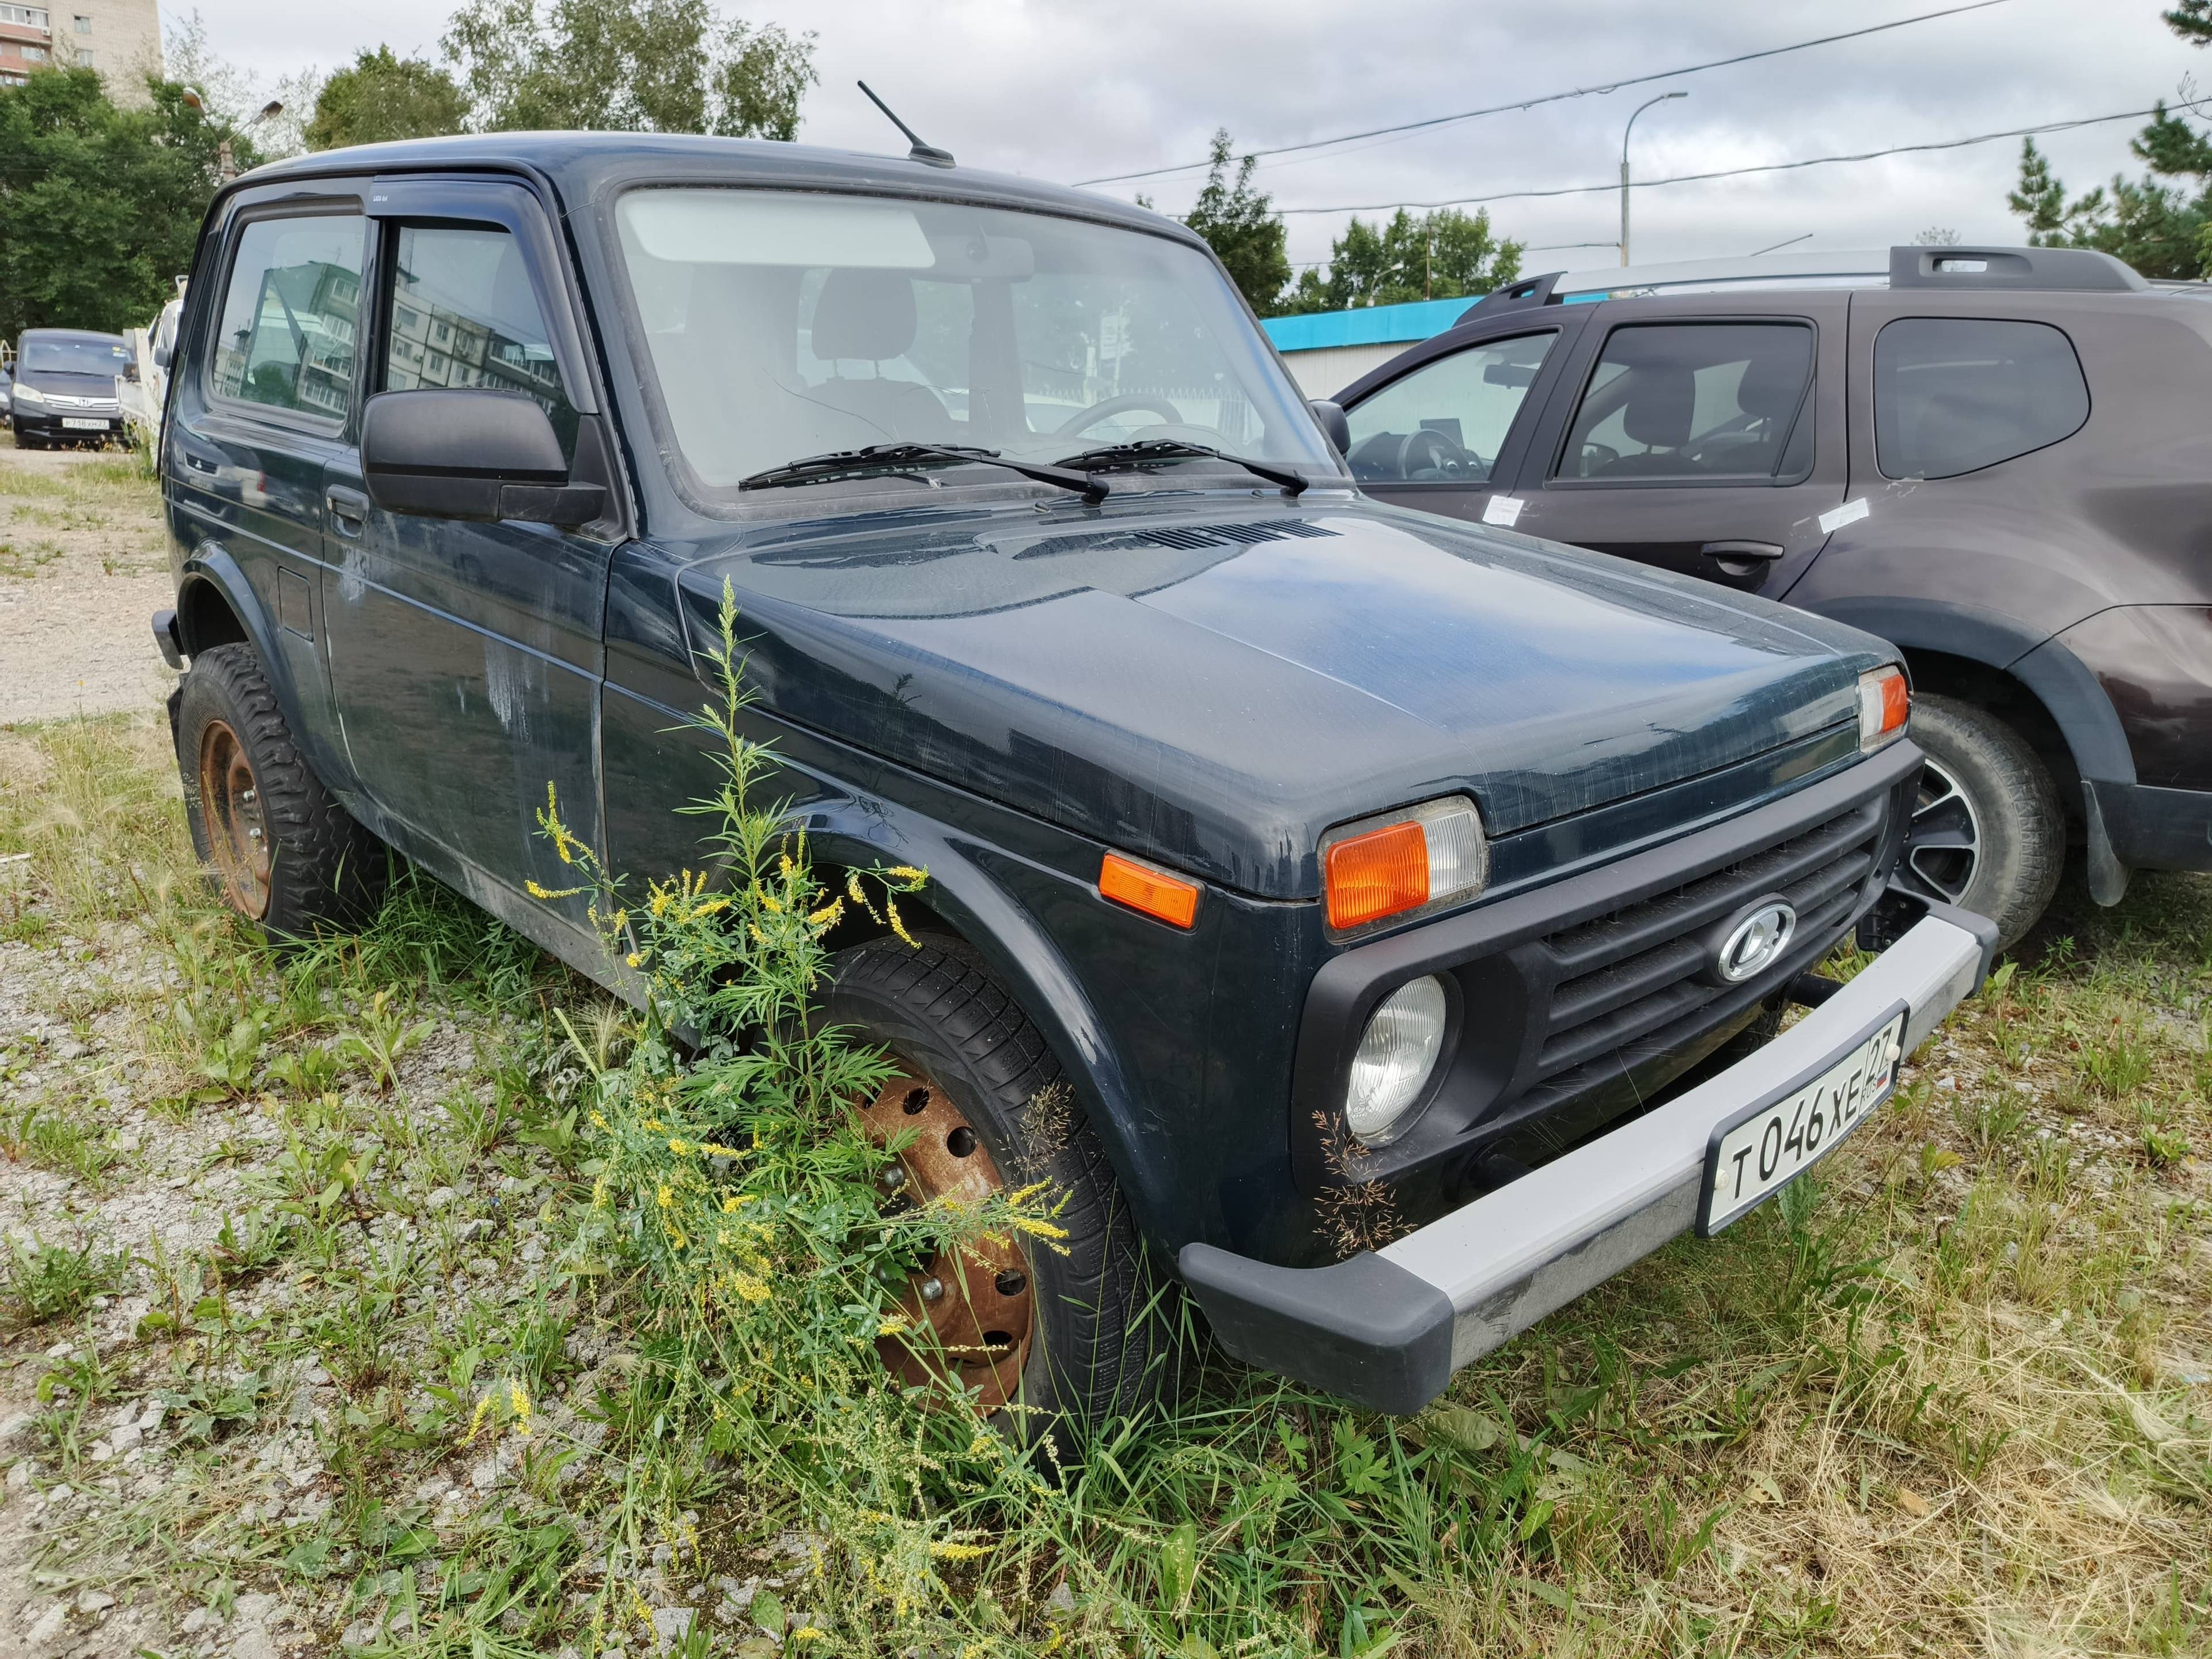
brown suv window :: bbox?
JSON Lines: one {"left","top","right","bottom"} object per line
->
{"left": 1873, "top": 317, "right": 2088, "bottom": 480}
{"left": 1558, "top": 322, "right": 1813, "bottom": 483}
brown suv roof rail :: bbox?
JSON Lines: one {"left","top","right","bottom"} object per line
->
{"left": 1889, "top": 244, "right": 2147, "bottom": 293}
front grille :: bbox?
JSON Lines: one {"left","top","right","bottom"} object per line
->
{"left": 1529, "top": 797, "right": 1887, "bottom": 1082}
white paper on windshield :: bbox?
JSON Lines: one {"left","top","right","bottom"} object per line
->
{"left": 1818, "top": 497, "right": 1870, "bottom": 533}
{"left": 1482, "top": 495, "right": 1525, "bottom": 528}
{"left": 620, "top": 190, "right": 935, "bottom": 270}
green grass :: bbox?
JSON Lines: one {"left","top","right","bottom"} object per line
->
{"left": 1, "top": 702, "right": 2209, "bottom": 1656}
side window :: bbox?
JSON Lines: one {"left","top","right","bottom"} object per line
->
{"left": 1343, "top": 332, "right": 1555, "bottom": 483}
{"left": 209, "top": 215, "right": 366, "bottom": 421}
{"left": 381, "top": 224, "right": 577, "bottom": 450}
{"left": 1557, "top": 322, "right": 1813, "bottom": 483}
{"left": 1874, "top": 317, "right": 2088, "bottom": 480}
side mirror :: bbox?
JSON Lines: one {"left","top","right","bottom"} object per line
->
{"left": 152, "top": 341, "right": 173, "bottom": 370}
{"left": 362, "top": 389, "right": 605, "bottom": 527}
{"left": 1308, "top": 399, "right": 1351, "bottom": 460}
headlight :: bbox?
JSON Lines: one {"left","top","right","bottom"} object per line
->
{"left": 1321, "top": 794, "right": 1488, "bottom": 934}
{"left": 12, "top": 384, "right": 44, "bottom": 406}
{"left": 1857, "top": 664, "right": 1909, "bottom": 751}
{"left": 1344, "top": 975, "right": 1449, "bottom": 1144}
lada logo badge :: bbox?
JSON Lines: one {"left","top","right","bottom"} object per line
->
{"left": 1715, "top": 899, "right": 1796, "bottom": 982}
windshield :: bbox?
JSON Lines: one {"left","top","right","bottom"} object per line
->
{"left": 613, "top": 188, "right": 1336, "bottom": 494}
{"left": 21, "top": 336, "right": 129, "bottom": 377}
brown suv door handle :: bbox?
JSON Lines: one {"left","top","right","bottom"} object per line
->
{"left": 1702, "top": 539, "right": 1785, "bottom": 579}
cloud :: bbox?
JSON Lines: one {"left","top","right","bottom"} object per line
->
{"left": 189, "top": 0, "right": 2207, "bottom": 272}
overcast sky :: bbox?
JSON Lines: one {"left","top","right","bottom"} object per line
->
{"left": 183, "top": 0, "right": 2207, "bottom": 278}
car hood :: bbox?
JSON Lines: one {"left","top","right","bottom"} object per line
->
{"left": 672, "top": 497, "right": 1891, "bottom": 899}
{"left": 15, "top": 371, "right": 120, "bottom": 399}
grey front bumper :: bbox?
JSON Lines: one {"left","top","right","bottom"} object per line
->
{"left": 1181, "top": 903, "right": 1997, "bottom": 1413}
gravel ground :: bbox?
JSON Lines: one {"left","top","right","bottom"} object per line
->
{"left": 0, "top": 445, "right": 177, "bottom": 727}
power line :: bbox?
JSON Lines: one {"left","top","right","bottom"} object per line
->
{"left": 1073, "top": 0, "right": 2013, "bottom": 187}
{"left": 1274, "top": 102, "right": 2203, "bottom": 215}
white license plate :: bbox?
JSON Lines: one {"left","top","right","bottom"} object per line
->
{"left": 1700, "top": 1006, "right": 1907, "bottom": 1234}
{"left": 60, "top": 417, "right": 111, "bottom": 431}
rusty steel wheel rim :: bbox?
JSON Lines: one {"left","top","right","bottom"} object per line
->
{"left": 857, "top": 1067, "right": 1035, "bottom": 1411}
{"left": 196, "top": 718, "right": 271, "bottom": 919}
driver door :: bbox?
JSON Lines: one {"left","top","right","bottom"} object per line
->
{"left": 1499, "top": 294, "right": 1850, "bottom": 597}
{"left": 1341, "top": 320, "right": 1584, "bottom": 527}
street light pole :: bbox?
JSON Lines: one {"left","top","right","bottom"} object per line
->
{"left": 1619, "top": 91, "right": 1687, "bottom": 268}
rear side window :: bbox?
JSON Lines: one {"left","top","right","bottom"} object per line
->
{"left": 381, "top": 224, "right": 578, "bottom": 449}
{"left": 1873, "top": 317, "right": 2088, "bottom": 479}
{"left": 209, "top": 215, "right": 365, "bottom": 421}
{"left": 1343, "top": 331, "right": 1555, "bottom": 483}
{"left": 1558, "top": 322, "right": 1813, "bottom": 482}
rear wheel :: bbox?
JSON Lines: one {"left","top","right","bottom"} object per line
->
{"left": 828, "top": 937, "right": 1171, "bottom": 1436}
{"left": 175, "top": 642, "right": 385, "bottom": 940}
{"left": 1894, "top": 694, "right": 2062, "bottom": 951}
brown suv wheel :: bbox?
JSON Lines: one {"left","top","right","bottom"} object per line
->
{"left": 1896, "top": 694, "right": 2063, "bottom": 952}
{"left": 174, "top": 643, "right": 386, "bottom": 940}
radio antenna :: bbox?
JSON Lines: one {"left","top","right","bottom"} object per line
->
{"left": 858, "top": 81, "right": 955, "bottom": 168}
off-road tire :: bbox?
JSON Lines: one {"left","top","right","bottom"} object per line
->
{"left": 1906, "top": 694, "right": 2063, "bottom": 952}
{"left": 175, "top": 642, "right": 385, "bottom": 941}
{"left": 827, "top": 935, "right": 1172, "bottom": 1437}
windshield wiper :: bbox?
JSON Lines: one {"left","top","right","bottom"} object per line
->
{"left": 740, "top": 442, "right": 1105, "bottom": 501}
{"left": 1053, "top": 438, "right": 1308, "bottom": 495}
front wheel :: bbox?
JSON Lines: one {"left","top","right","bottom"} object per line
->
{"left": 1894, "top": 693, "right": 2063, "bottom": 952}
{"left": 175, "top": 642, "right": 385, "bottom": 940}
{"left": 827, "top": 937, "right": 1171, "bottom": 1436}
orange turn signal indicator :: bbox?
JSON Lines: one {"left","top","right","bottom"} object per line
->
{"left": 1324, "top": 820, "right": 1430, "bottom": 932}
{"left": 1099, "top": 851, "right": 1200, "bottom": 929}
{"left": 1857, "top": 664, "right": 1910, "bottom": 751}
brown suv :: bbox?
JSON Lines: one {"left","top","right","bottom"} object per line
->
{"left": 1329, "top": 245, "right": 2212, "bottom": 947}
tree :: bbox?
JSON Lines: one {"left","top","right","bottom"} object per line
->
{"left": 1181, "top": 130, "right": 1292, "bottom": 315}
{"left": 0, "top": 69, "right": 239, "bottom": 339}
{"left": 306, "top": 47, "right": 468, "bottom": 150}
{"left": 442, "top": 0, "right": 816, "bottom": 138}
{"left": 1281, "top": 206, "right": 1522, "bottom": 313}
{"left": 164, "top": 9, "right": 318, "bottom": 158}
{"left": 2005, "top": 5, "right": 2212, "bottom": 278}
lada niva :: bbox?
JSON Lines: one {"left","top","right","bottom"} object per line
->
{"left": 152, "top": 132, "right": 1994, "bottom": 1419}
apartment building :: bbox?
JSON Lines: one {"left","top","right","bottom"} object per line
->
{"left": 0, "top": 0, "right": 163, "bottom": 104}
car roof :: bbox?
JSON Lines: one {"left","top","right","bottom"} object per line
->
{"left": 20, "top": 328, "right": 128, "bottom": 344}
{"left": 231, "top": 131, "right": 1200, "bottom": 247}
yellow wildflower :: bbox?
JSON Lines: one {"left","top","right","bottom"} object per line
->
{"left": 461, "top": 1392, "right": 492, "bottom": 1444}
{"left": 847, "top": 870, "right": 866, "bottom": 904}
{"left": 757, "top": 886, "right": 784, "bottom": 915}
{"left": 807, "top": 896, "right": 844, "bottom": 931}
{"left": 591, "top": 1175, "right": 608, "bottom": 1209}
{"left": 1011, "top": 1215, "right": 1070, "bottom": 1243}
{"left": 525, "top": 878, "right": 586, "bottom": 900}
{"left": 886, "top": 894, "right": 917, "bottom": 947}
{"left": 699, "top": 1141, "right": 745, "bottom": 1159}
{"left": 657, "top": 1184, "right": 673, "bottom": 1209}
{"left": 930, "top": 1541, "right": 988, "bottom": 1560}
{"left": 792, "top": 1629, "right": 827, "bottom": 1643}
{"left": 649, "top": 888, "right": 671, "bottom": 919}
{"left": 886, "top": 865, "right": 927, "bottom": 884}
{"left": 668, "top": 1138, "right": 690, "bottom": 1154}
{"left": 509, "top": 1380, "right": 532, "bottom": 1436}
{"left": 878, "top": 1313, "right": 911, "bottom": 1336}
{"left": 732, "top": 1271, "right": 771, "bottom": 1303}
{"left": 625, "top": 951, "right": 645, "bottom": 969}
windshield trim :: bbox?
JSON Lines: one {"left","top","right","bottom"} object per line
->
{"left": 594, "top": 178, "right": 1346, "bottom": 527}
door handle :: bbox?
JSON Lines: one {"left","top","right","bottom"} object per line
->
{"left": 1701, "top": 539, "right": 1785, "bottom": 580}
{"left": 1699, "top": 540, "right": 1785, "bottom": 560}
{"left": 325, "top": 485, "right": 371, "bottom": 534}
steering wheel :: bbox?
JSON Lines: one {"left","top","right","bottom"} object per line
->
{"left": 1396, "top": 426, "right": 1486, "bottom": 482}
{"left": 1052, "top": 392, "right": 1187, "bottom": 439}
